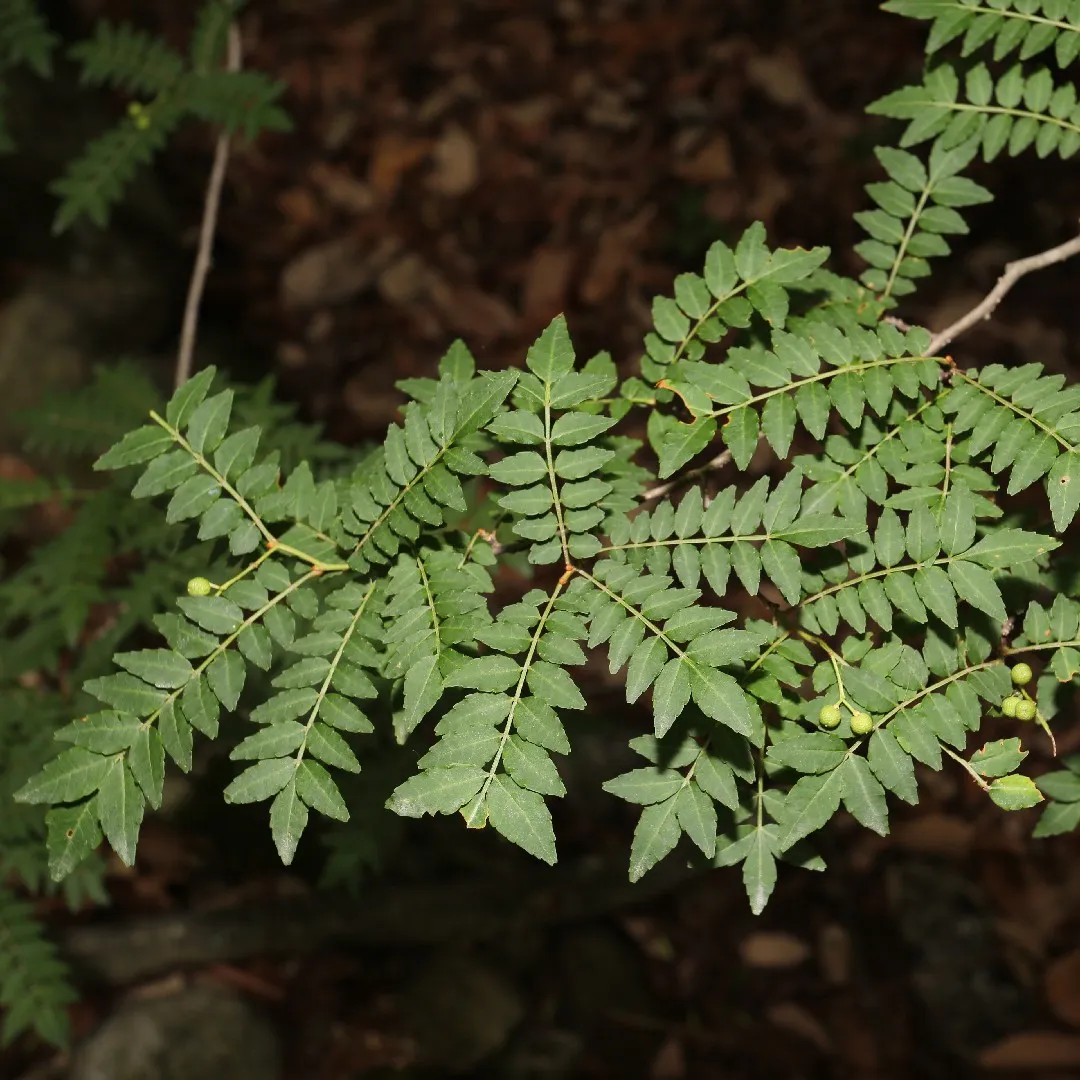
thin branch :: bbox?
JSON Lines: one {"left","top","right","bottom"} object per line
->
{"left": 174, "top": 23, "right": 242, "bottom": 389}
{"left": 642, "top": 447, "right": 733, "bottom": 503}
{"left": 928, "top": 227, "right": 1080, "bottom": 356}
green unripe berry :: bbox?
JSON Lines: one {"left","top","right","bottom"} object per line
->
{"left": 1015, "top": 699, "right": 1037, "bottom": 722}
{"left": 1000, "top": 695, "right": 1020, "bottom": 718}
{"left": 1010, "top": 663, "right": 1033, "bottom": 687}
{"left": 127, "top": 102, "right": 150, "bottom": 129}
{"left": 849, "top": 710, "right": 873, "bottom": 736}
{"left": 819, "top": 703, "right": 842, "bottom": 729}
{"left": 186, "top": 576, "right": 213, "bottom": 597}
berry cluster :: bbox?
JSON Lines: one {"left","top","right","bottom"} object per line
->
{"left": 1001, "top": 663, "right": 1037, "bottom": 722}
{"left": 818, "top": 702, "right": 873, "bottom": 736}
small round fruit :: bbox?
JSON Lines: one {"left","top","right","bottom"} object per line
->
{"left": 186, "top": 576, "right": 213, "bottom": 597}
{"left": 819, "top": 703, "right": 842, "bottom": 729}
{"left": 1011, "top": 663, "right": 1033, "bottom": 687}
{"left": 849, "top": 710, "right": 873, "bottom": 736}
{"left": 1000, "top": 695, "right": 1020, "bottom": 718}
{"left": 1015, "top": 699, "right": 1037, "bottom": 722}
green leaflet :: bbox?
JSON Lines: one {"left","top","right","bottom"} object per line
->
{"left": 270, "top": 781, "right": 308, "bottom": 865}
{"left": 1036, "top": 769, "right": 1080, "bottom": 803}
{"left": 742, "top": 826, "right": 779, "bottom": 916}
{"left": 447, "top": 655, "right": 521, "bottom": 693}
{"left": 46, "top": 802, "right": 103, "bottom": 884}
{"left": 182, "top": 677, "right": 220, "bottom": 738}
{"left": 948, "top": 559, "right": 1007, "bottom": 622}
{"left": 988, "top": 774, "right": 1044, "bottom": 811}
{"left": 94, "top": 424, "right": 174, "bottom": 470}
{"left": 388, "top": 766, "right": 488, "bottom": 817}
{"left": 625, "top": 638, "right": 667, "bottom": 703}
{"left": 231, "top": 722, "right": 306, "bottom": 761}
{"left": 503, "top": 736, "right": 565, "bottom": 797}
{"left": 655, "top": 417, "right": 717, "bottom": 479}
{"left": 224, "top": 758, "right": 297, "bottom": 804}
{"left": 128, "top": 726, "right": 165, "bottom": 808}
{"left": 1034, "top": 801, "right": 1080, "bottom": 838}
{"left": 526, "top": 662, "right": 586, "bottom": 710}
{"left": 689, "top": 666, "right": 754, "bottom": 738}
{"left": 96, "top": 757, "right": 144, "bottom": 866}
{"left": 778, "top": 770, "right": 844, "bottom": 851}
{"left": 295, "top": 760, "right": 349, "bottom": 821}
{"left": 83, "top": 673, "right": 167, "bottom": 716}
{"left": 767, "top": 733, "right": 847, "bottom": 775}
{"left": 178, "top": 595, "right": 244, "bottom": 635}
{"left": 868, "top": 729, "right": 918, "bottom": 804}
{"left": 676, "top": 782, "right": 717, "bottom": 858}
{"left": 402, "top": 655, "right": 445, "bottom": 727}
{"left": 963, "top": 527, "right": 1059, "bottom": 569}
{"left": 628, "top": 796, "right": 682, "bottom": 882}
{"left": 165, "top": 366, "right": 216, "bottom": 428}
{"left": 14, "top": 749, "right": 110, "bottom": 806}
{"left": 651, "top": 659, "right": 691, "bottom": 734}
{"left": 839, "top": 755, "right": 889, "bottom": 836}
{"left": 207, "top": 651, "right": 245, "bottom": 711}
{"left": 489, "top": 451, "right": 547, "bottom": 486}
{"left": 526, "top": 314, "right": 575, "bottom": 382}
{"left": 0, "top": 884, "right": 76, "bottom": 1049}
{"left": 486, "top": 774, "right": 557, "bottom": 865}
{"left": 970, "top": 737, "right": 1026, "bottom": 779}
{"left": 603, "top": 768, "right": 684, "bottom": 805}
{"left": 514, "top": 697, "right": 570, "bottom": 754}
{"left": 55, "top": 711, "right": 142, "bottom": 755}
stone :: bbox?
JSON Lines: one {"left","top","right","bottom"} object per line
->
{"left": 69, "top": 984, "right": 281, "bottom": 1080}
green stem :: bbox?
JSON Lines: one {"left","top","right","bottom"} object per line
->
{"left": 884, "top": 185, "right": 932, "bottom": 300}
{"left": 877, "top": 659, "right": 1000, "bottom": 727}
{"left": 349, "top": 450, "right": 454, "bottom": 561}
{"left": 465, "top": 575, "right": 568, "bottom": 825}
{"left": 575, "top": 568, "right": 688, "bottom": 662}
{"left": 941, "top": 743, "right": 989, "bottom": 792}
{"left": 149, "top": 410, "right": 347, "bottom": 572}
{"left": 544, "top": 394, "right": 571, "bottom": 567}
{"left": 703, "top": 354, "right": 945, "bottom": 420}
{"left": 952, "top": 368, "right": 1079, "bottom": 455}
{"left": 416, "top": 556, "right": 442, "bottom": 658}
{"left": 141, "top": 567, "right": 323, "bottom": 732}
{"left": 295, "top": 582, "right": 377, "bottom": 763}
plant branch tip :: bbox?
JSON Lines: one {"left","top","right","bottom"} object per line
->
{"left": 174, "top": 22, "right": 242, "bottom": 390}
{"left": 928, "top": 230, "right": 1080, "bottom": 355}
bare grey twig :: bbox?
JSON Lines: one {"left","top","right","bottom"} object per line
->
{"left": 928, "top": 228, "right": 1080, "bottom": 356}
{"left": 174, "top": 23, "right": 242, "bottom": 389}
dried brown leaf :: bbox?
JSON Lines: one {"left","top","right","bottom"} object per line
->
{"left": 1047, "top": 951, "right": 1080, "bottom": 1028}
{"left": 739, "top": 931, "right": 811, "bottom": 969}
{"left": 979, "top": 1031, "right": 1080, "bottom": 1070}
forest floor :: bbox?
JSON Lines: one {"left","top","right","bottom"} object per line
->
{"left": 7, "top": 0, "right": 1080, "bottom": 1077}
